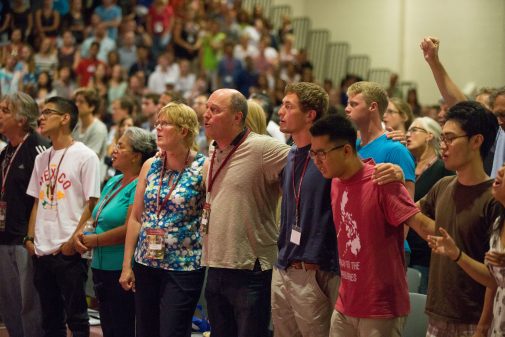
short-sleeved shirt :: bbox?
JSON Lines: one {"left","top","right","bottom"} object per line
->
{"left": 134, "top": 153, "right": 206, "bottom": 271}
{"left": 148, "top": 4, "right": 174, "bottom": 35}
{"left": 26, "top": 141, "right": 101, "bottom": 256}
{"left": 202, "top": 132, "right": 290, "bottom": 270}
{"left": 94, "top": 5, "right": 122, "bottom": 40}
{"left": 75, "top": 58, "right": 105, "bottom": 87}
{"left": 276, "top": 144, "right": 339, "bottom": 273}
{"left": 357, "top": 134, "right": 415, "bottom": 182}
{"left": 72, "top": 118, "right": 108, "bottom": 160}
{"left": 91, "top": 174, "right": 137, "bottom": 271}
{"left": 357, "top": 133, "right": 416, "bottom": 253}
{"left": 419, "top": 176, "right": 503, "bottom": 324}
{"left": 331, "top": 160, "right": 419, "bottom": 318}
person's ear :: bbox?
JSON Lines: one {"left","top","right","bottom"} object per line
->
{"left": 306, "top": 109, "right": 317, "bottom": 123}
{"left": 426, "top": 132, "right": 434, "bottom": 142}
{"left": 470, "top": 134, "right": 484, "bottom": 151}
{"left": 61, "top": 113, "right": 71, "bottom": 127}
{"left": 234, "top": 111, "right": 244, "bottom": 126}
{"left": 132, "top": 151, "right": 142, "bottom": 164}
{"left": 180, "top": 127, "right": 189, "bottom": 137}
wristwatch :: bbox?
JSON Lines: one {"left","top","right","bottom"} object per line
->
{"left": 22, "top": 235, "right": 34, "bottom": 246}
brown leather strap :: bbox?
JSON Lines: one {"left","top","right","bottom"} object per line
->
{"left": 289, "top": 261, "right": 320, "bottom": 271}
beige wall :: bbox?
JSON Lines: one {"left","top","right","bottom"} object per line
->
{"left": 271, "top": 0, "right": 505, "bottom": 105}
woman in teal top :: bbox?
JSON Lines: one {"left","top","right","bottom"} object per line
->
{"left": 120, "top": 102, "right": 206, "bottom": 337}
{"left": 78, "top": 127, "right": 157, "bottom": 337}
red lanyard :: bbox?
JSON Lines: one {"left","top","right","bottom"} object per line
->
{"left": 292, "top": 152, "right": 311, "bottom": 217}
{"left": 207, "top": 129, "right": 250, "bottom": 194}
{"left": 156, "top": 150, "right": 190, "bottom": 218}
{"left": 1, "top": 133, "right": 29, "bottom": 199}
{"left": 47, "top": 142, "right": 72, "bottom": 202}
{"left": 94, "top": 176, "right": 137, "bottom": 224}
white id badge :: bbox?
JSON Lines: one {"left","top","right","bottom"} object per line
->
{"left": 290, "top": 228, "right": 301, "bottom": 245}
{"left": 0, "top": 201, "right": 7, "bottom": 231}
{"left": 201, "top": 203, "right": 211, "bottom": 234}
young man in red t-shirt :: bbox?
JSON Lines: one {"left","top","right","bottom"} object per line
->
{"left": 309, "top": 114, "right": 434, "bottom": 337}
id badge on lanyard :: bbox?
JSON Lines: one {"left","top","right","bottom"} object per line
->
{"left": 290, "top": 153, "right": 310, "bottom": 246}
{"left": 290, "top": 209, "right": 301, "bottom": 245}
{"left": 146, "top": 228, "right": 165, "bottom": 260}
{"left": 201, "top": 193, "right": 211, "bottom": 234}
{"left": 0, "top": 201, "right": 7, "bottom": 231}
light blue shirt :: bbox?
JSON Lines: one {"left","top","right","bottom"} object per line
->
{"left": 357, "top": 134, "right": 416, "bottom": 182}
{"left": 94, "top": 5, "right": 122, "bottom": 40}
{"left": 491, "top": 128, "right": 505, "bottom": 178}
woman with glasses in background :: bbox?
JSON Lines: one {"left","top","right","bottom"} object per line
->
{"left": 120, "top": 102, "right": 206, "bottom": 337}
{"left": 73, "top": 127, "right": 157, "bottom": 337}
{"left": 405, "top": 116, "right": 453, "bottom": 293}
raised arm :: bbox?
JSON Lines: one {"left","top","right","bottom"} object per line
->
{"left": 420, "top": 36, "right": 466, "bottom": 107}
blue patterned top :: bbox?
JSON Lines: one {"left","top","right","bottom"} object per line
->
{"left": 134, "top": 153, "right": 205, "bottom": 271}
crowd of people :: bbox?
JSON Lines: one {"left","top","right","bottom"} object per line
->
{"left": 1, "top": 1, "right": 505, "bottom": 337}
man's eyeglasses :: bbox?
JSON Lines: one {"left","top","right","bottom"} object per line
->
{"left": 309, "top": 144, "right": 347, "bottom": 161}
{"left": 440, "top": 133, "right": 469, "bottom": 145}
{"left": 40, "top": 108, "right": 66, "bottom": 117}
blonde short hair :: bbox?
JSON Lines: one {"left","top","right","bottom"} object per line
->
{"left": 347, "top": 81, "right": 389, "bottom": 116}
{"left": 158, "top": 102, "right": 199, "bottom": 148}
{"left": 246, "top": 100, "right": 267, "bottom": 135}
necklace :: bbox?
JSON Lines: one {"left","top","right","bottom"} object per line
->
{"left": 416, "top": 155, "right": 438, "bottom": 178}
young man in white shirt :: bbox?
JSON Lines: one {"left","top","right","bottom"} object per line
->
{"left": 25, "top": 96, "right": 101, "bottom": 337}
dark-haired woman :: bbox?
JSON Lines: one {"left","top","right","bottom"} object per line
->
{"left": 74, "top": 127, "right": 157, "bottom": 337}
